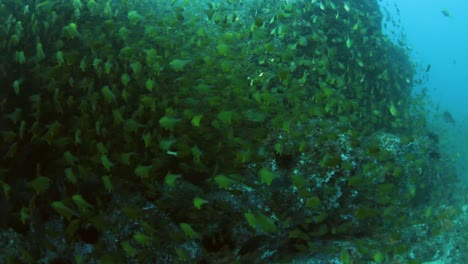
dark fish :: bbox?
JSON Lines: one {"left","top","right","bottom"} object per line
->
{"left": 442, "top": 111, "right": 455, "bottom": 125}
{"left": 427, "top": 132, "right": 439, "bottom": 143}
{"left": 441, "top": 9, "right": 451, "bottom": 17}
{"left": 429, "top": 152, "right": 441, "bottom": 160}
{"left": 425, "top": 64, "right": 431, "bottom": 72}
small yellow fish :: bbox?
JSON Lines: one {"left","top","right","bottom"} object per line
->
{"left": 389, "top": 103, "right": 398, "bottom": 116}
{"left": 346, "top": 36, "right": 352, "bottom": 48}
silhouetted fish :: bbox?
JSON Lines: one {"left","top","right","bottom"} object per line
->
{"left": 425, "top": 64, "right": 431, "bottom": 72}
{"left": 429, "top": 152, "right": 441, "bottom": 160}
{"left": 427, "top": 132, "right": 439, "bottom": 143}
{"left": 442, "top": 111, "right": 455, "bottom": 125}
{"left": 441, "top": 9, "right": 451, "bottom": 17}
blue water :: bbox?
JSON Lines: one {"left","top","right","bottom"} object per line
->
{"left": 381, "top": 0, "right": 468, "bottom": 183}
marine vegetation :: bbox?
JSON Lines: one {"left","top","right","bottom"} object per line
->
{"left": 0, "top": 0, "right": 459, "bottom": 263}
